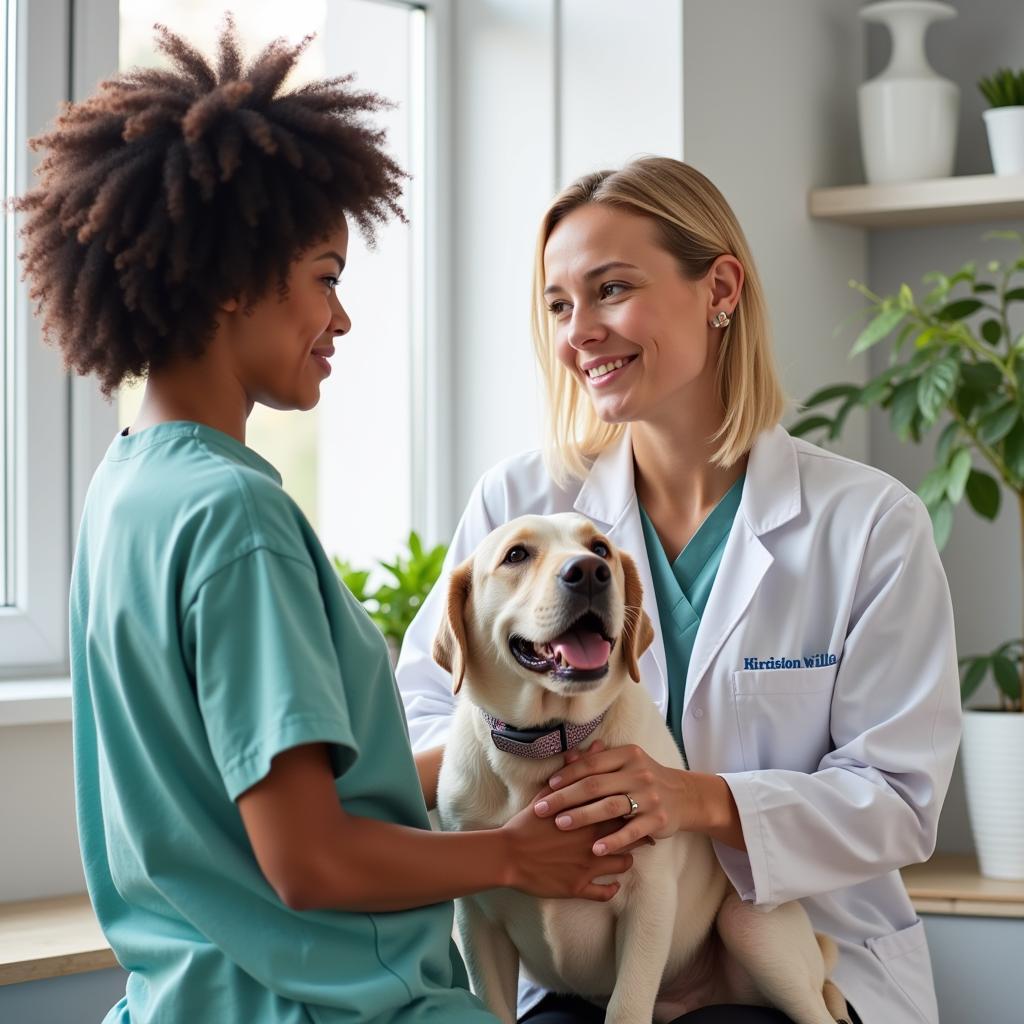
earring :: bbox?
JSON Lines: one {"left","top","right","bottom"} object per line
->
{"left": 710, "top": 310, "right": 731, "bottom": 328}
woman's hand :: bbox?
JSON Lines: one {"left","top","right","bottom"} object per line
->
{"left": 532, "top": 741, "right": 746, "bottom": 855}
{"left": 500, "top": 796, "right": 634, "bottom": 902}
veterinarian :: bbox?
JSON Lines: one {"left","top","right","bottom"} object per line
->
{"left": 396, "top": 157, "right": 961, "bottom": 1024}
{"left": 22, "top": 20, "right": 635, "bottom": 1024}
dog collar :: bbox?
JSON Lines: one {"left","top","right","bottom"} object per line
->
{"left": 481, "top": 709, "right": 607, "bottom": 759}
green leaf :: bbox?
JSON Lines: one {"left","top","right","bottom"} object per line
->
{"left": 935, "top": 421, "right": 960, "bottom": 465}
{"left": 803, "top": 383, "right": 861, "bottom": 408}
{"left": 978, "top": 400, "right": 1019, "bottom": 444}
{"left": 916, "top": 358, "right": 959, "bottom": 423}
{"left": 789, "top": 415, "right": 832, "bottom": 438}
{"left": 947, "top": 263, "right": 977, "bottom": 288}
{"left": 991, "top": 655, "right": 1022, "bottom": 702}
{"left": 981, "top": 319, "right": 1003, "bottom": 346}
{"left": 859, "top": 364, "right": 904, "bottom": 406}
{"left": 936, "top": 298, "right": 984, "bottom": 321}
{"left": 946, "top": 448, "right": 972, "bottom": 503}
{"left": 917, "top": 466, "right": 950, "bottom": 508}
{"left": 889, "top": 379, "right": 921, "bottom": 439}
{"left": 961, "top": 658, "right": 989, "bottom": 700}
{"left": 959, "top": 362, "right": 1003, "bottom": 392}
{"left": 913, "top": 327, "right": 939, "bottom": 349}
{"left": 829, "top": 396, "right": 858, "bottom": 440}
{"left": 1005, "top": 288, "right": 1024, "bottom": 303}
{"left": 973, "top": 282, "right": 997, "bottom": 293}
{"left": 985, "top": 229, "right": 1024, "bottom": 243}
{"left": 851, "top": 307, "right": 906, "bottom": 356}
{"left": 892, "top": 322, "right": 918, "bottom": 359}
{"left": 965, "top": 469, "right": 1002, "bottom": 520}
{"left": 930, "top": 498, "right": 954, "bottom": 550}
{"left": 898, "top": 283, "right": 915, "bottom": 310}
{"left": 1004, "top": 420, "right": 1024, "bottom": 481}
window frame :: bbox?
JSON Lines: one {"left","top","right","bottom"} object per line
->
{"left": 0, "top": 0, "right": 74, "bottom": 682}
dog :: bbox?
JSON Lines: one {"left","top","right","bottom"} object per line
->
{"left": 432, "top": 513, "right": 850, "bottom": 1024}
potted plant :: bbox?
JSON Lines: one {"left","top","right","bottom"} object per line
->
{"left": 790, "top": 231, "right": 1024, "bottom": 880}
{"left": 979, "top": 67, "right": 1024, "bottom": 176}
{"left": 334, "top": 531, "right": 448, "bottom": 667}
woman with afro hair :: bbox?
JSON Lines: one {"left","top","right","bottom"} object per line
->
{"left": 14, "top": 19, "right": 632, "bottom": 1024}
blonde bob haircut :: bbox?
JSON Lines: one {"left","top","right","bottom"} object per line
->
{"left": 531, "top": 156, "right": 786, "bottom": 488}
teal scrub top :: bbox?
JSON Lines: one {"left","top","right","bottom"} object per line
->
{"left": 638, "top": 473, "right": 745, "bottom": 762}
{"left": 71, "top": 421, "right": 494, "bottom": 1024}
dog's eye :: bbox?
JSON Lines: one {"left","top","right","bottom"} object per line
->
{"left": 592, "top": 540, "right": 611, "bottom": 559}
{"left": 504, "top": 545, "right": 529, "bottom": 565}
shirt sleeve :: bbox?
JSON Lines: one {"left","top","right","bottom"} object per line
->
{"left": 716, "top": 493, "right": 962, "bottom": 909}
{"left": 396, "top": 475, "right": 497, "bottom": 751}
{"left": 184, "top": 545, "right": 359, "bottom": 801}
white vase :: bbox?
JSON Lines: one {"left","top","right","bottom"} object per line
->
{"left": 858, "top": 1, "right": 959, "bottom": 184}
{"left": 983, "top": 106, "right": 1024, "bottom": 176}
{"left": 961, "top": 708, "right": 1024, "bottom": 881}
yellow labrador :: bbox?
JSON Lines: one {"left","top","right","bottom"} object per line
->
{"left": 433, "top": 513, "right": 849, "bottom": 1024}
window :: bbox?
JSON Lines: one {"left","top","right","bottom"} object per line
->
{"left": 117, "top": 0, "right": 428, "bottom": 574}
{"left": 0, "top": 0, "right": 72, "bottom": 680}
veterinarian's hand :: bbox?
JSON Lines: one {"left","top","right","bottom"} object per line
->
{"left": 501, "top": 799, "right": 634, "bottom": 901}
{"left": 531, "top": 742, "right": 745, "bottom": 854}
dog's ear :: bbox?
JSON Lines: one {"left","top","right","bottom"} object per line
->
{"left": 432, "top": 560, "right": 473, "bottom": 693}
{"left": 620, "top": 551, "right": 655, "bottom": 683}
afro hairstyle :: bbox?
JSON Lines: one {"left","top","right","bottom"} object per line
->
{"left": 13, "top": 15, "right": 406, "bottom": 395}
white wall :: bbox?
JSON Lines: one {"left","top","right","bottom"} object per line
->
{"left": 682, "top": 0, "right": 868, "bottom": 462}
{"left": 0, "top": 724, "right": 84, "bottom": 901}
{"left": 450, "top": 0, "right": 869, "bottom": 513}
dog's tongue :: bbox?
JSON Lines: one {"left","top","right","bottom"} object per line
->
{"left": 550, "top": 628, "right": 611, "bottom": 670}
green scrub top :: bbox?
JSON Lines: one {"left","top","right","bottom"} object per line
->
{"left": 71, "top": 421, "right": 493, "bottom": 1024}
{"left": 638, "top": 473, "right": 745, "bottom": 763}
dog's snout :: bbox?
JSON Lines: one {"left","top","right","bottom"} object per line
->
{"left": 558, "top": 555, "right": 611, "bottom": 596}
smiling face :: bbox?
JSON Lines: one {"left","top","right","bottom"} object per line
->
{"left": 543, "top": 203, "right": 736, "bottom": 426}
{"left": 433, "top": 514, "right": 655, "bottom": 725}
{"left": 221, "top": 217, "right": 352, "bottom": 412}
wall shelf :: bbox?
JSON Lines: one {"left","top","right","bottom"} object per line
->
{"left": 808, "top": 173, "right": 1024, "bottom": 228}
{"left": 901, "top": 853, "right": 1024, "bottom": 918}
{"left": 0, "top": 894, "right": 116, "bottom": 986}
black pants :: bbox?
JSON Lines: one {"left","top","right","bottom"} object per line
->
{"left": 519, "top": 993, "right": 864, "bottom": 1023}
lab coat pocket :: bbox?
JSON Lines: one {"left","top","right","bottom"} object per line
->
{"left": 731, "top": 664, "right": 836, "bottom": 771}
{"left": 866, "top": 918, "right": 937, "bottom": 1024}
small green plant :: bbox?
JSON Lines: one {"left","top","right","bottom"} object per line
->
{"left": 790, "top": 230, "right": 1024, "bottom": 711}
{"left": 978, "top": 68, "right": 1024, "bottom": 108}
{"left": 334, "top": 531, "right": 448, "bottom": 646}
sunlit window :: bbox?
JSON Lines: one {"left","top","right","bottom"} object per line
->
{"left": 117, "top": 0, "right": 425, "bottom": 572}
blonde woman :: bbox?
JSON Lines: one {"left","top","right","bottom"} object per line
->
{"left": 397, "top": 157, "right": 960, "bottom": 1024}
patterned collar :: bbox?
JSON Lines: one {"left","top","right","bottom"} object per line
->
{"left": 480, "top": 708, "right": 607, "bottom": 759}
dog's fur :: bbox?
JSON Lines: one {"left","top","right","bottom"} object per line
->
{"left": 433, "top": 513, "right": 850, "bottom": 1024}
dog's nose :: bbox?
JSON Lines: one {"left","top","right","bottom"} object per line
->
{"left": 558, "top": 555, "right": 611, "bottom": 596}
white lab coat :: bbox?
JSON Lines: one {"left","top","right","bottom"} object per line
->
{"left": 396, "top": 424, "right": 961, "bottom": 1024}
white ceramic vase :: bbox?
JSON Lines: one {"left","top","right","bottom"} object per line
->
{"left": 960, "top": 708, "right": 1024, "bottom": 881}
{"left": 858, "top": 1, "right": 959, "bottom": 184}
{"left": 983, "top": 106, "right": 1024, "bottom": 176}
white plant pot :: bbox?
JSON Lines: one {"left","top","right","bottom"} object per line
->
{"left": 961, "top": 708, "right": 1024, "bottom": 880}
{"left": 857, "top": 1, "right": 959, "bottom": 184}
{"left": 983, "top": 106, "right": 1024, "bottom": 176}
